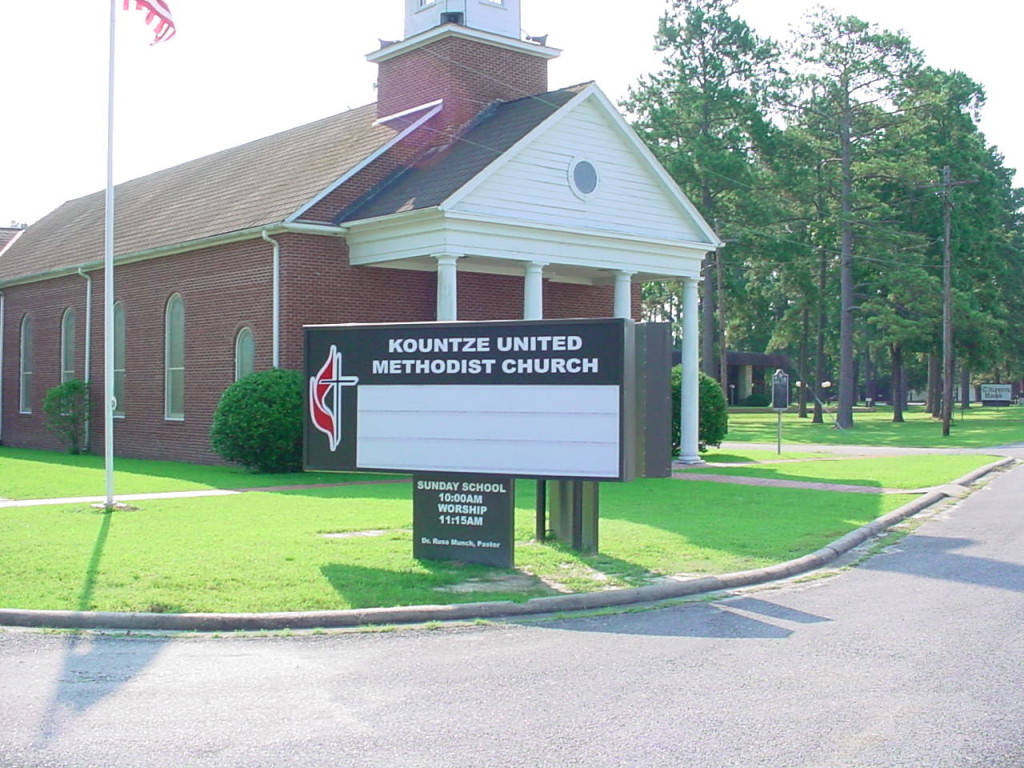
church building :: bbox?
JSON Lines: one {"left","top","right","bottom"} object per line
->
{"left": 0, "top": 0, "right": 720, "bottom": 465}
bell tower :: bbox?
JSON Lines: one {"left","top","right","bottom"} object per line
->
{"left": 369, "top": 0, "right": 559, "bottom": 141}
{"left": 404, "top": 0, "right": 522, "bottom": 40}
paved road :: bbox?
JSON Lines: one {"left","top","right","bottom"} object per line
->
{"left": 2, "top": 463, "right": 1022, "bottom": 768}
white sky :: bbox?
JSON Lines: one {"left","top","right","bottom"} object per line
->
{"left": 2, "top": 0, "right": 1021, "bottom": 227}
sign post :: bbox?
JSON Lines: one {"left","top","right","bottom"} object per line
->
{"left": 771, "top": 369, "right": 790, "bottom": 455}
{"left": 304, "top": 317, "right": 638, "bottom": 567}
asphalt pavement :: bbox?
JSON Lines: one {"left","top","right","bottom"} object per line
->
{"left": 2, "top": 454, "right": 1023, "bottom": 767}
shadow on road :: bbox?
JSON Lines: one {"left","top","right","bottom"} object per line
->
{"left": 862, "top": 535, "right": 1024, "bottom": 593}
{"left": 33, "top": 510, "right": 169, "bottom": 750}
{"left": 531, "top": 596, "right": 832, "bottom": 639}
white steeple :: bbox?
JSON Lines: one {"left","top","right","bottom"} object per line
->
{"left": 404, "top": 0, "right": 523, "bottom": 40}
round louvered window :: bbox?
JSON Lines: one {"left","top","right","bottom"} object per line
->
{"left": 569, "top": 158, "right": 599, "bottom": 199}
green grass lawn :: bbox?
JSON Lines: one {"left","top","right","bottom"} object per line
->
{"left": 0, "top": 481, "right": 916, "bottom": 613}
{"left": 0, "top": 447, "right": 399, "bottom": 500}
{"left": 724, "top": 405, "right": 1024, "bottom": 448}
{"left": 678, "top": 454, "right": 999, "bottom": 490}
{"left": 0, "top": 443, "right": 1000, "bottom": 614}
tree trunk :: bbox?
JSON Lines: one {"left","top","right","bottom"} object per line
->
{"left": 813, "top": 248, "right": 827, "bottom": 424}
{"left": 927, "top": 353, "right": 941, "bottom": 417}
{"left": 891, "top": 344, "right": 905, "bottom": 423}
{"left": 798, "top": 308, "right": 809, "bottom": 418}
{"left": 960, "top": 368, "right": 971, "bottom": 409}
{"left": 864, "top": 343, "right": 874, "bottom": 406}
{"left": 836, "top": 105, "right": 856, "bottom": 429}
{"left": 701, "top": 259, "right": 716, "bottom": 378}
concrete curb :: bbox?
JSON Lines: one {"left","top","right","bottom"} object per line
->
{"left": 0, "top": 457, "right": 1015, "bottom": 633}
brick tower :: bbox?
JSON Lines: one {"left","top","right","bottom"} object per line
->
{"left": 368, "top": 0, "right": 560, "bottom": 142}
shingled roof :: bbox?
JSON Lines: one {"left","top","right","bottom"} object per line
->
{"left": 0, "top": 227, "right": 22, "bottom": 255}
{"left": 0, "top": 103, "right": 397, "bottom": 283}
{"left": 339, "top": 84, "right": 588, "bottom": 224}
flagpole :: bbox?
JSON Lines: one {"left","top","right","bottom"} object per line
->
{"left": 104, "top": 0, "right": 117, "bottom": 508}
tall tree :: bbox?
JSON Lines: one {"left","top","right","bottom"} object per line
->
{"left": 785, "top": 9, "right": 924, "bottom": 428}
{"left": 625, "top": 0, "right": 778, "bottom": 384}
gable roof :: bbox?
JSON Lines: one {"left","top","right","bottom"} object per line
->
{"left": 339, "top": 84, "right": 588, "bottom": 224}
{"left": 0, "top": 104, "right": 398, "bottom": 283}
{"left": 341, "top": 82, "right": 721, "bottom": 253}
{"left": 0, "top": 227, "right": 22, "bottom": 256}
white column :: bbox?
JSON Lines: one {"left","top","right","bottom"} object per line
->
{"left": 613, "top": 270, "right": 635, "bottom": 319}
{"left": 679, "top": 276, "right": 702, "bottom": 464}
{"left": 523, "top": 261, "right": 546, "bottom": 320}
{"left": 434, "top": 253, "right": 460, "bottom": 321}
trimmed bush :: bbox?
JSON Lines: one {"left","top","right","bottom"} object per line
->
{"left": 210, "top": 369, "right": 304, "bottom": 473}
{"left": 671, "top": 366, "right": 729, "bottom": 453}
{"left": 740, "top": 392, "right": 771, "bottom": 407}
{"left": 42, "top": 379, "right": 91, "bottom": 454}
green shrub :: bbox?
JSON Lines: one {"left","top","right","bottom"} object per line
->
{"left": 740, "top": 392, "right": 771, "bottom": 407}
{"left": 671, "top": 367, "right": 729, "bottom": 453}
{"left": 42, "top": 379, "right": 91, "bottom": 454}
{"left": 210, "top": 369, "right": 304, "bottom": 473}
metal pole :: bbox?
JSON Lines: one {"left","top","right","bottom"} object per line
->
{"left": 777, "top": 411, "right": 783, "bottom": 455}
{"left": 104, "top": 0, "right": 117, "bottom": 508}
{"left": 535, "top": 480, "right": 546, "bottom": 542}
{"left": 571, "top": 480, "right": 583, "bottom": 552}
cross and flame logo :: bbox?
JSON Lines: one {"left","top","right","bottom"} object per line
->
{"left": 309, "top": 345, "right": 359, "bottom": 452}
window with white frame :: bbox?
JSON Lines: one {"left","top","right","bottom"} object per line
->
{"left": 113, "top": 302, "right": 126, "bottom": 417}
{"left": 19, "top": 315, "right": 33, "bottom": 413}
{"left": 164, "top": 294, "right": 185, "bottom": 419}
{"left": 234, "top": 327, "right": 255, "bottom": 381}
{"left": 61, "top": 308, "right": 76, "bottom": 383}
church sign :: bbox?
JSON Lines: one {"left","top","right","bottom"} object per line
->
{"left": 303, "top": 318, "right": 634, "bottom": 481}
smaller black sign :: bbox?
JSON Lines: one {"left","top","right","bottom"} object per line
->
{"left": 413, "top": 474, "right": 515, "bottom": 568}
{"left": 771, "top": 369, "right": 791, "bottom": 411}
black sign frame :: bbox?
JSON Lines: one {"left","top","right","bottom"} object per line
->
{"left": 304, "top": 317, "right": 634, "bottom": 481}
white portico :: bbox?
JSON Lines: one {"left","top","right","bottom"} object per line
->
{"left": 342, "top": 83, "right": 720, "bottom": 462}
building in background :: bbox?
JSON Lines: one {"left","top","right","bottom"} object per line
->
{"left": 0, "top": 0, "right": 719, "bottom": 464}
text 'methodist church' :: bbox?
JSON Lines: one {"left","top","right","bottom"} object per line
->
{"left": 0, "top": 0, "right": 720, "bottom": 466}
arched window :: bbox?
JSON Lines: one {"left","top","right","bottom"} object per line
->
{"left": 19, "top": 315, "right": 33, "bottom": 414}
{"left": 164, "top": 294, "right": 185, "bottom": 419}
{"left": 234, "top": 327, "right": 255, "bottom": 381}
{"left": 61, "top": 308, "right": 76, "bottom": 383}
{"left": 113, "top": 302, "right": 126, "bottom": 417}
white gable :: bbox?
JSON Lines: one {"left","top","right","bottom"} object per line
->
{"left": 346, "top": 84, "right": 719, "bottom": 282}
{"left": 445, "top": 89, "right": 716, "bottom": 246}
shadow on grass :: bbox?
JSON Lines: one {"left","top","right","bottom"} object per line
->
{"left": 35, "top": 508, "right": 169, "bottom": 750}
{"left": 594, "top": 479, "right": 895, "bottom": 566}
{"left": 726, "top": 407, "right": 1024, "bottom": 449}
{"left": 319, "top": 560, "right": 555, "bottom": 609}
{"left": 77, "top": 508, "right": 112, "bottom": 611}
{"left": 676, "top": 466, "right": 884, "bottom": 490}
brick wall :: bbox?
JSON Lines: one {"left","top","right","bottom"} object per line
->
{"left": 1, "top": 237, "right": 637, "bottom": 465}
{"left": 1, "top": 239, "right": 273, "bottom": 464}
{"left": 376, "top": 35, "right": 549, "bottom": 144}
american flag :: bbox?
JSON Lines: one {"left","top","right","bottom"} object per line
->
{"left": 123, "top": 0, "right": 176, "bottom": 44}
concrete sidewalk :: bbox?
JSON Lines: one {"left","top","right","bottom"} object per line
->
{"left": 0, "top": 455, "right": 1015, "bottom": 633}
{"left": 0, "top": 478, "right": 410, "bottom": 509}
